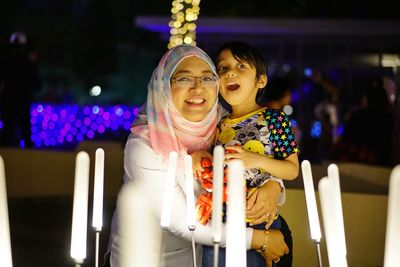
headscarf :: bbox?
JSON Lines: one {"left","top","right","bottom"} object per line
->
{"left": 131, "top": 44, "right": 221, "bottom": 169}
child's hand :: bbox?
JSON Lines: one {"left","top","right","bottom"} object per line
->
{"left": 224, "top": 145, "right": 262, "bottom": 169}
{"left": 191, "top": 150, "right": 213, "bottom": 179}
{"left": 246, "top": 180, "right": 281, "bottom": 229}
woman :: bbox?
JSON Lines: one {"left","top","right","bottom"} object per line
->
{"left": 107, "top": 44, "right": 289, "bottom": 267}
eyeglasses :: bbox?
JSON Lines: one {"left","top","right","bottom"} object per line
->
{"left": 171, "top": 75, "right": 219, "bottom": 88}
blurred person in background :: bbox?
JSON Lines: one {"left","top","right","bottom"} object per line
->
{"left": 0, "top": 32, "right": 41, "bottom": 148}
{"left": 336, "top": 78, "right": 394, "bottom": 165}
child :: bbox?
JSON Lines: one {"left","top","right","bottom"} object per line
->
{"left": 196, "top": 42, "right": 299, "bottom": 267}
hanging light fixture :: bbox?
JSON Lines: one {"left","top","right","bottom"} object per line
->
{"left": 168, "top": 0, "right": 201, "bottom": 49}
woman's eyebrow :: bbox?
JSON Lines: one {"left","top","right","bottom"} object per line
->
{"left": 173, "top": 70, "right": 191, "bottom": 76}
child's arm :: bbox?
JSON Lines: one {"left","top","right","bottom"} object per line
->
{"left": 224, "top": 146, "right": 299, "bottom": 180}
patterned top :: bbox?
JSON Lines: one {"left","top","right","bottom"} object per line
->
{"left": 215, "top": 107, "right": 299, "bottom": 189}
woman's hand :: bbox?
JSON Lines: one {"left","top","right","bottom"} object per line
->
{"left": 224, "top": 145, "right": 263, "bottom": 169}
{"left": 262, "top": 230, "right": 289, "bottom": 267}
{"left": 190, "top": 150, "right": 213, "bottom": 179}
{"left": 246, "top": 180, "right": 281, "bottom": 229}
{"left": 251, "top": 229, "right": 289, "bottom": 267}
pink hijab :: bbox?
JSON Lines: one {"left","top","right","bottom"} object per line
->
{"left": 131, "top": 45, "right": 221, "bottom": 168}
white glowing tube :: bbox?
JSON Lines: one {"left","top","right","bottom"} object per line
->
{"left": 70, "top": 151, "right": 90, "bottom": 264}
{"left": 184, "top": 155, "right": 196, "bottom": 230}
{"left": 160, "top": 151, "right": 178, "bottom": 228}
{"left": 226, "top": 160, "right": 246, "bottom": 267}
{"left": 327, "top": 164, "right": 347, "bottom": 256}
{"left": 301, "top": 160, "right": 322, "bottom": 241}
{"left": 384, "top": 165, "right": 400, "bottom": 267}
{"left": 92, "top": 148, "right": 105, "bottom": 232}
{"left": 318, "top": 176, "right": 348, "bottom": 267}
{"left": 118, "top": 181, "right": 162, "bottom": 267}
{"left": 212, "top": 145, "right": 224, "bottom": 243}
{"left": 0, "top": 156, "right": 13, "bottom": 267}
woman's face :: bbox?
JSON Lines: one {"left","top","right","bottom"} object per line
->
{"left": 170, "top": 56, "right": 218, "bottom": 122}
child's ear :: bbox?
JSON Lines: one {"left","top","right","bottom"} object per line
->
{"left": 258, "top": 74, "right": 268, "bottom": 88}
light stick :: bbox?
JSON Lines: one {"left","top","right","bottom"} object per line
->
{"left": 0, "top": 156, "right": 13, "bottom": 267}
{"left": 318, "top": 176, "right": 347, "bottom": 267}
{"left": 184, "top": 155, "right": 197, "bottom": 267}
{"left": 301, "top": 160, "right": 322, "bottom": 267}
{"left": 212, "top": 146, "right": 224, "bottom": 267}
{"left": 92, "top": 148, "right": 105, "bottom": 267}
{"left": 226, "top": 160, "right": 246, "bottom": 267}
{"left": 384, "top": 165, "right": 400, "bottom": 267}
{"left": 327, "top": 164, "right": 347, "bottom": 257}
{"left": 70, "top": 151, "right": 90, "bottom": 265}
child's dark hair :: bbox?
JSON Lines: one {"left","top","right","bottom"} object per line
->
{"left": 264, "top": 77, "right": 293, "bottom": 102}
{"left": 215, "top": 42, "right": 267, "bottom": 79}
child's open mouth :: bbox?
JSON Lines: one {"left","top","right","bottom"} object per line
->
{"left": 226, "top": 83, "right": 240, "bottom": 91}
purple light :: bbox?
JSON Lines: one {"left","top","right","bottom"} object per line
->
{"left": 37, "top": 105, "right": 43, "bottom": 113}
{"left": 71, "top": 127, "right": 78, "bottom": 135}
{"left": 76, "top": 133, "right": 84, "bottom": 142}
{"left": 30, "top": 103, "right": 140, "bottom": 147}
{"left": 83, "top": 106, "right": 91, "bottom": 115}
{"left": 0, "top": 120, "right": 4, "bottom": 129}
{"left": 103, "top": 112, "right": 110, "bottom": 120}
{"left": 123, "top": 121, "right": 131, "bottom": 130}
{"left": 51, "top": 114, "right": 59, "bottom": 122}
{"left": 80, "top": 125, "right": 88, "bottom": 133}
{"left": 87, "top": 130, "right": 95, "bottom": 139}
{"left": 133, "top": 107, "right": 140, "bottom": 116}
{"left": 123, "top": 111, "right": 131, "bottom": 119}
{"left": 60, "top": 109, "right": 67, "bottom": 118}
{"left": 20, "top": 140, "right": 25, "bottom": 148}
{"left": 92, "top": 105, "right": 100, "bottom": 114}
{"left": 111, "top": 122, "right": 119, "bottom": 130}
{"left": 90, "top": 123, "right": 98, "bottom": 131}
{"left": 98, "top": 125, "right": 105, "bottom": 133}
{"left": 66, "top": 134, "right": 73, "bottom": 142}
{"left": 84, "top": 117, "right": 91, "bottom": 126}
{"left": 115, "top": 107, "right": 123, "bottom": 116}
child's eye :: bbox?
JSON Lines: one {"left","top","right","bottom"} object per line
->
{"left": 217, "top": 66, "right": 226, "bottom": 73}
{"left": 238, "top": 64, "right": 246, "bottom": 69}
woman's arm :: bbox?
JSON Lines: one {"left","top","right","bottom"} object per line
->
{"left": 124, "top": 138, "right": 254, "bottom": 247}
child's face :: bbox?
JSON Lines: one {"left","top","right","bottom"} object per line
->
{"left": 216, "top": 49, "right": 266, "bottom": 107}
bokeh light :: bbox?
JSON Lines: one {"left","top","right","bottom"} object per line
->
{"left": 30, "top": 104, "right": 140, "bottom": 148}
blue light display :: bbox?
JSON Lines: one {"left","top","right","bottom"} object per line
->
{"left": 30, "top": 104, "right": 140, "bottom": 148}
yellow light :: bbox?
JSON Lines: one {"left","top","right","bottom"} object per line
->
{"left": 184, "top": 36, "right": 193, "bottom": 44}
{"left": 168, "top": 0, "right": 201, "bottom": 48}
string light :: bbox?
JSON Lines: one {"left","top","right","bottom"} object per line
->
{"left": 168, "top": 0, "right": 201, "bottom": 49}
